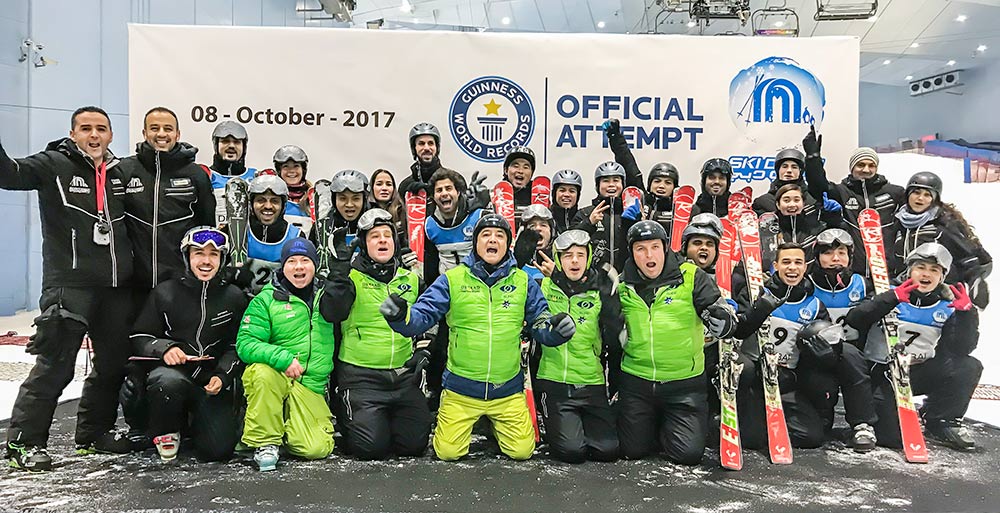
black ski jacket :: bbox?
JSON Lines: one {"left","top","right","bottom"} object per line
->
{"left": 130, "top": 271, "right": 248, "bottom": 388}
{"left": 732, "top": 273, "right": 830, "bottom": 360}
{"left": 752, "top": 177, "right": 821, "bottom": 217}
{"left": 0, "top": 137, "right": 133, "bottom": 288}
{"left": 888, "top": 207, "right": 992, "bottom": 285}
{"left": 551, "top": 204, "right": 578, "bottom": 234}
{"left": 691, "top": 169, "right": 732, "bottom": 219}
{"left": 121, "top": 141, "right": 216, "bottom": 290}
{"left": 573, "top": 196, "right": 627, "bottom": 272}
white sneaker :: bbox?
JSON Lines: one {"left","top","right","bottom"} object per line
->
{"left": 153, "top": 433, "right": 180, "bottom": 461}
{"left": 254, "top": 445, "right": 279, "bottom": 472}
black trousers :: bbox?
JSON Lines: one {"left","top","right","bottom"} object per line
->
{"left": 145, "top": 366, "right": 239, "bottom": 462}
{"left": 335, "top": 364, "right": 432, "bottom": 460}
{"left": 798, "top": 344, "right": 878, "bottom": 434}
{"left": 739, "top": 364, "right": 826, "bottom": 450}
{"left": 616, "top": 372, "right": 707, "bottom": 465}
{"left": 7, "top": 286, "right": 132, "bottom": 447}
{"left": 871, "top": 352, "right": 983, "bottom": 448}
{"left": 536, "top": 380, "right": 619, "bottom": 463}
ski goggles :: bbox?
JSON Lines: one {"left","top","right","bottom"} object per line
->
{"left": 815, "top": 228, "right": 854, "bottom": 248}
{"left": 331, "top": 174, "right": 367, "bottom": 194}
{"left": 814, "top": 324, "right": 846, "bottom": 346}
{"left": 358, "top": 208, "right": 394, "bottom": 231}
{"left": 554, "top": 229, "right": 591, "bottom": 252}
{"left": 182, "top": 227, "right": 229, "bottom": 251}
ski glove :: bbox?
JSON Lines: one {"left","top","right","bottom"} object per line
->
{"left": 701, "top": 299, "right": 737, "bottom": 338}
{"left": 822, "top": 192, "right": 842, "bottom": 213}
{"left": 379, "top": 293, "right": 408, "bottom": 323}
{"left": 549, "top": 312, "right": 577, "bottom": 341}
{"left": 797, "top": 332, "right": 838, "bottom": 369}
{"left": 466, "top": 171, "right": 487, "bottom": 203}
{"left": 803, "top": 124, "right": 823, "bottom": 158}
{"left": 405, "top": 179, "right": 428, "bottom": 196}
{"left": 622, "top": 201, "right": 642, "bottom": 221}
{"left": 893, "top": 279, "right": 920, "bottom": 304}
{"left": 513, "top": 229, "right": 542, "bottom": 268}
{"left": 755, "top": 292, "right": 786, "bottom": 315}
{"left": 601, "top": 119, "right": 622, "bottom": 139}
{"left": 948, "top": 283, "right": 973, "bottom": 311}
{"left": 403, "top": 349, "right": 431, "bottom": 375}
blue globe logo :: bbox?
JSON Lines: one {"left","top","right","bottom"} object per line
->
{"left": 729, "top": 57, "right": 826, "bottom": 142}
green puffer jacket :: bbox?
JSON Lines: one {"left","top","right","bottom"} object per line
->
{"left": 237, "top": 279, "right": 335, "bottom": 395}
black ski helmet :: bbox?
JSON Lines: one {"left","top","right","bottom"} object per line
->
{"left": 648, "top": 162, "right": 679, "bottom": 189}
{"left": 503, "top": 146, "right": 536, "bottom": 171}
{"left": 796, "top": 319, "right": 844, "bottom": 366}
{"left": 774, "top": 148, "right": 805, "bottom": 173}
{"left": 627, "top": 220, "right": 668, "bottom": 249}
{"left": 701, "top": 158, "right": 733, "bottom": 180}
{"left": 409, "top": 122, "right": 441, "bottom": 159}
{"left": 905, "top": 171, "right": 943, "bottom": 201}
{"left": 473, "top": 213, "right": 512, "bottom": 247}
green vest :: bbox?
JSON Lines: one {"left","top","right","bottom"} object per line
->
{"left": 537, "top": 278, "right": 604, "bottom": 385}
{"left": 339, "top": 267, "right": 420, "bottom": 370}
{"left": 619, "top": 262, "right": 703, "bottom": 382}
{"left": 444, "top": 265, "right": 528, "bottom": 384}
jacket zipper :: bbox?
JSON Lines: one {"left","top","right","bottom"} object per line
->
{"left": 71, "top": 229, "right": 78, "bottom": 269}
{"left": 562, "top": 295, "right": 571, "bottom": 383}
{"left": 647, "top": 287, "right": 656, "bottom": 380}
{"left": 486, "top": 287, "right": 494, "bottom": 400}
{"left": 194, "top": 281, "right": 207, "bottom": 355}
{"left": 152, "top": 152, "right": 162, "bottom": 288}
{"left": 387, "top": 282, "right": 397, "bottom": 368}
{"left": 102, "top": 159, "right": 119, "bottom": 287}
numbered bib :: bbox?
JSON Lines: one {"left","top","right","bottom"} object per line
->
{"left": 896, "top": 321, "right": 942, "bottom": 364}
{"left": 768, "top": 317, "right": 803, "bottom": 369}
{"left": 246, "top": 259, "right": 280, "bottom": 295}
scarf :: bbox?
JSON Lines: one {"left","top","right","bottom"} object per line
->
{"left": 895, "top": 206, "right": 939, "bottom": 230}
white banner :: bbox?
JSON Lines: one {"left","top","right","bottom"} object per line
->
{"left": 129, "top": 25, "right": 858, "bottom": 198}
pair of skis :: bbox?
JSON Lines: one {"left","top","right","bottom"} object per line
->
{"left": 858, "top": 209, "right": 929, "bottom": 463}
{"left": 619, "top": 184, "right": 697, "bottom": 253}
{"left": 490, "top": 176, "right": 552, "bottom": 231}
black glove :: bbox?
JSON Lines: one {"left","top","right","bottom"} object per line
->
{"left": 602, "top": 119, "right": 622, "bottom": 140}
{"left": 798, "top": 333, "right": 838, "bottom": 369}
{"left": 404, "top": 349, "right": 431, "bottom": 375}
{"left": 231, "top": 259, "right": 256, "bottom": 289}
{"left": 466, "top": 171, "right": 487, "bottom": 203}
{"left": 405, "top": 174, "right": 428, "bottom": 196}
{"left": 513, "top": 229, "right": 542, "bottom": 268}
{"left": 549, "top": 312, "right": 576, "bottom": 341}
{"left": 701, "top": 300, "right": 736, "bottom": 338}
{"left": 755, "top": 293, "right": 786, "bottom": 316}
{"left": 803, "top": 124, "right": 822, "bottom": 159}
{"left": 379, "top": 293, "right": 408, "bottom": 323}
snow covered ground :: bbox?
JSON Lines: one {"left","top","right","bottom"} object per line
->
{"left": 0, "top": 152, "right": 995, "bottom": 428}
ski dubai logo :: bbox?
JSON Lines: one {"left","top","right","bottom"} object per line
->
{"left": 449, "top": 76, "right": 536, "bottom": 163}
{"left": 728, "top": 57, "right": 826, "bottom": 184}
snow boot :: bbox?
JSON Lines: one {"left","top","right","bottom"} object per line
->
{"left": 254, "top": 445, "right": 279, "bottom": 472}
{"left": 153, "top": 433, "right": 181, "bottom": 462}
{"left": 851, "top": 423, "right": 876, "bottom": 453}
{"left": 7, "top": 442, "right": 52, "bottom": 472}
{"left": 926, "top": 419, "right": 976, "bottom": 452}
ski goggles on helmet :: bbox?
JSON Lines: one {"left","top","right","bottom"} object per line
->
{"left": 181, "top": 227, "right": 229, "bottom": 252}
{"left": 553, "top": 229, "right": 591, "bottom": 252}
{"left": 358, "top": 208, "right": 394, "bottom": 231}
{"left": 331, "top": 170, "right": 367, "bottom": 193}
{"left": 815, "top": 228, "right": 854, "bottom": 249}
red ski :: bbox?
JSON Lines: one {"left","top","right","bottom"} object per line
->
{"left": 726, "top": 191, "right": 751, "bottom": 268}
{"left": 716, "top": 217, "right": 743, "bottom": 470}
{"left": 622, "top": 186, "right": 644, "bottom": 212}
{"left": 530, "top": 176, "right": 551, "bottom": 208}
{"left": 858, "top": 208, "right": 929, "bottom": 463}
{"left": 491, "top": 181, "right": 516, "bottom": 236}
{"left": 669, "top": 185, "right": 696, "bottom": 252}
{"left": 405, "top": 190, "right": 427, "bottom": 263}
{"left": 737, "top": 212, "right": 793, "bottom": 465}
{"left": 740, "top": 185, "right": 753, "bottom": 200}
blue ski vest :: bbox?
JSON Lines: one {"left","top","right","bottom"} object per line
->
{"left": 766, "top": 292, "right": 824, "bottom": 369}
{"left": 426, "top": 208, "right": 483, "bottom": 274}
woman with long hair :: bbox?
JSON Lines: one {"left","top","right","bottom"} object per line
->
{"left": 890, "top": 171, "right": 991, "bottom": 307}
{"left": 369, "top": 169, "right": 406, "bottom": 236}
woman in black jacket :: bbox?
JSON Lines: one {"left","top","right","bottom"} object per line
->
{"left": 889, "top": 171, "right": 991, "bottom": 308}
{"left": 127, "top": 226, "right": 248, "bottom": 462}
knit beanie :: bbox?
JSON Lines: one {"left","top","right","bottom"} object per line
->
{"left": 849, "top": 147, "right": 879, "bottom": 170}
{"left": 280, "top": 238, "right": 318, "bottom": 268}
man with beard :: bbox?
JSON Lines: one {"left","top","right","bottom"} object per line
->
{"left": 399, "top": 123, "right": 445, "bottom": 197}
{"left": 691, "top": 158, "right": 733, "bottom": 218}
{"left": 205, "top": 121, "right": 256, "bottom": 227}
{"left": 312, "top": 169, "right": 370, "bottom": 272}
{"left": 238, "top": 175, "right": 301, "bottom": 296}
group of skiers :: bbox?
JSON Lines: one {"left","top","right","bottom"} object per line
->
{"left": 0, "top": 104, "right": 989, "bottom": 473}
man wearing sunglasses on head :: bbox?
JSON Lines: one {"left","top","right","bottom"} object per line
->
{"left": 125, "top": 227, "right": 248, "bottom": 462}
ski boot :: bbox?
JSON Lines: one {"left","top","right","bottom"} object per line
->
{"left": 7, "top": 442, "right": 52, "bottom": 472}
{"left": 254, "top": 445, "right": 279, "bottom": 472}
{"left": 851, "top": 423, "right": 877, "bottom": 453}
{"left": 925, "top": 418, "right": 976, "bottom": 452}
{"left": 153, "top": 433, "right": 180, "bottom": 462}
{"left": 76, "top": 430, "right": 134, "bottom": 455}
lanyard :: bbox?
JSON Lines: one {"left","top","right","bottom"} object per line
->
{"left": 95, "top": 161, "right": 107, "bottom": 215}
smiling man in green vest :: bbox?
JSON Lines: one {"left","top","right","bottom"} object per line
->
{"left": 380, "top": 214, "right": 576, "bottom": 461}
